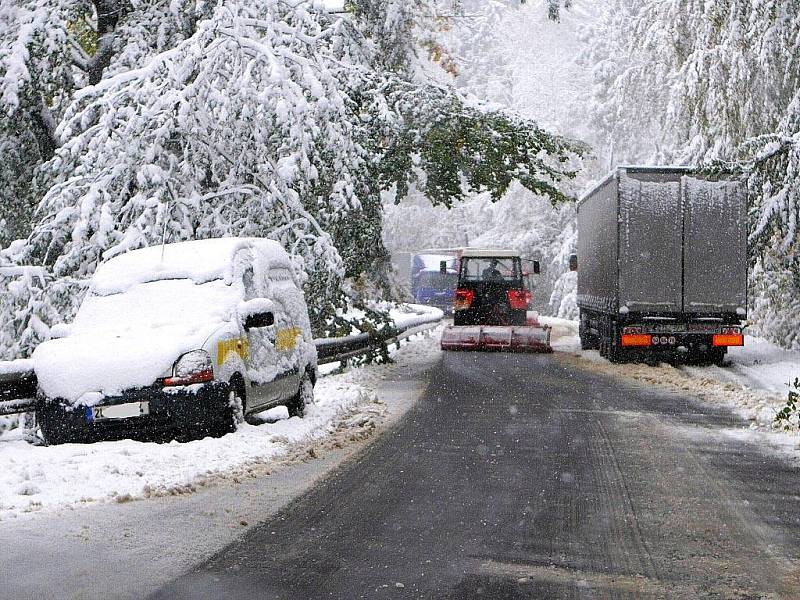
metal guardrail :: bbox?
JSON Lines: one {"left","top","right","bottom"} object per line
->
{"left": 0, "top": 308, "right": 444, "bottom": 418}
{"left": 314, "top": 317, "right": 442, "bottom": 365}
{"left": 0, "top": 362, "right": 37, "bottom": 416}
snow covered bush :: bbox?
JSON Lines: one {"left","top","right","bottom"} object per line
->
{"left": 775, "top": 378, "right": 800, "bottom": 431}
{"left": 548, "top": 270, "right": 576, "bottom": 319}
{"left": 748, "top": 255, "right": 800, "bottom": 351}
{"left": 0, "top": 266, "right": 79, "bottom": 361}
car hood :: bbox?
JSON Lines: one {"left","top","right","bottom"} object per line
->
{"left": 32, "top": 326, "right": 218, "bottom": 405}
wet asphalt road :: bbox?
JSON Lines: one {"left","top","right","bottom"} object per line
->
{"left": 154, "top": 352, "right": 800, "bottom": 599}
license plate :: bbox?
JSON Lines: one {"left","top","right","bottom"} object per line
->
{"left": 87, "top": 402, "right": 149, "bottom": 422}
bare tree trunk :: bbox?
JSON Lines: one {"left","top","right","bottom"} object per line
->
{"left": 87, "top": 0, "right": 123, "bottom": 85}
{"left": 28, "top": 98, "right": 60, "bottom": 161}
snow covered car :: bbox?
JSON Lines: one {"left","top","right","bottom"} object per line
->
{"left": 32, "top": 238, "right": 317, "bottom": 445}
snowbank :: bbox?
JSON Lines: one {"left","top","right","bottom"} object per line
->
{"left": 544, "top": 316, "right": 800, "bottom": 445}
{"left": 389, "top": 303, "right": 444, "bottom": 330}
{"left": 0, "top": 329, "right": 442, "bottom": 520}
{"left": 0, "top": 358, "right": 33, "bottom": 377}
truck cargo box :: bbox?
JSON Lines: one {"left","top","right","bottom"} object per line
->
{"left": 577, "top": 167, "right": 747, "bottom": 318}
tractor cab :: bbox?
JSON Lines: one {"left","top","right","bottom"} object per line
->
{"left": 454, "top": 251, "right": 530, "bottom": 327}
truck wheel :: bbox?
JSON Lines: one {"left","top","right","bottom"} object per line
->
{"left": 580, "top": 333, "right": 598, "bottom": 351}
{"left": 607, "top": 343, "right": 625, "bottom": 364}
{"left": 709, "top": 348, "right": 727, "bottom": 367}
{"left": 579, "top": 312, "right": 597, "bottom": 350}
{"left": 288, "top": 371, "right": 315, "bottom": 418}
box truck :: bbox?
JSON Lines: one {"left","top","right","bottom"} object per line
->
{"left": 576, "top": 166, "right": 747, "bottom": 364}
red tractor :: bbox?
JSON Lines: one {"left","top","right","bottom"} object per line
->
{"left": 440, "top": 248, "right": 552, "bottom": 352}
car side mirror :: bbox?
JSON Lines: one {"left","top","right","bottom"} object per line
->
{"left": 569, "top": 254, "right": 578, "bottom": 272}
{"left": 244, "top": 311, "right": 274, "bottom": 331}
{"left": 440, "top": 260, "right": 448, "bottom": 275}
{"left": 532, "top": 261, "right": 541, "bottom": 275}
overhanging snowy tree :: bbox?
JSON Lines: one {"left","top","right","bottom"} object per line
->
{"left": 0, "top": 0, "right": 582, "bottom": 356}
{"left": 0, "top": 0, "right": 206, "bottom": 243}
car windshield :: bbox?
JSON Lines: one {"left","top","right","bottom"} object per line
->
{"left": 460, "top": 257, "right": 522, "bottom": 283}
{"left": 72, "top": 278, "right": 239, "bottom": 335}
{"left": 416, "top": 272, "right": 458, "bottom": 290}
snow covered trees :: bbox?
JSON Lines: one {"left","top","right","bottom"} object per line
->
{"left": 0, "top": 0, "right": 581, "bottom": 357}
{"left": 583, "top": 0, "right": 800, "bottom": 349}
{"left": 0, "top": 1, "right": 203, "bottom": 243}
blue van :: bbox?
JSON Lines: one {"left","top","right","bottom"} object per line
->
{"left": 411, "top": 254, "right": 459, "bottom": 313}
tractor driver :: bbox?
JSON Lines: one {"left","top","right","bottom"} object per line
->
{"left": 482, "top": 259, "right": 503, "bottom": 282}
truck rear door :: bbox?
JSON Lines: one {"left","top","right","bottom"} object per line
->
{"left": 618, "top": 173, "right": 684, "bottom": 314}
{"left": 682, "top": 176, "right": 747, "bottom": 315}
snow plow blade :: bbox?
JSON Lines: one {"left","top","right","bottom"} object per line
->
{"left": 440, "top": 325, "right": 552, "bottom": 353}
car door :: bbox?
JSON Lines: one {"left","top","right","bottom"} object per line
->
{"left": 265, "top": 266, "right": 304, "bottom": 402}
{"left": 240, "top": 259, "right": 283, "bottom": 410}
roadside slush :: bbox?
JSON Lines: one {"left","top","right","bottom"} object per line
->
{"left": 542, "top": 315, "right": 800, "bottom": 466}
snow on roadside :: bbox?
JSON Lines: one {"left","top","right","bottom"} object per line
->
{"left": 389, "top": 303, "right": 444, "bottom": 330}
{"left": 544, "top": 316, "right": 800, "bottom": 442}
{"left": 0, "top": 329, "right": 442, "bottom": 521}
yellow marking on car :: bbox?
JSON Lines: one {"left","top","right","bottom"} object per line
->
{"left": 218, "top": 338, "right": 250, "bottom": 365}
{"left": 276, "top": 327, "right": 301, "bottom": 352}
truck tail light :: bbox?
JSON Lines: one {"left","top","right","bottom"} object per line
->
{"left": 507, "top": 290, "right": 529, "bottom": 310}
{"left": 164, "top": 350, "right": 215, "bottom": 386}
{"left": 713, "top": 334, "right": 744, "bottom": 347}
{"left": 621, "top": 334, "right": 652, "bottom": 347}
{"left": 454, "top": 289, "right": 475, "bottom": 311}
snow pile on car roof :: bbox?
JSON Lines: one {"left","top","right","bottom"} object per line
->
{"left": 91, "top": 238, "right": 291, "bottom": 295}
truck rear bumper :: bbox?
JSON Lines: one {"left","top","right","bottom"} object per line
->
{"left": 620, "top": 331, "right": 744, "bottom": 349}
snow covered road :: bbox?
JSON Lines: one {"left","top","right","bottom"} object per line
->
{"left": 154, "top": 345, "right": 800, "bottom": 599}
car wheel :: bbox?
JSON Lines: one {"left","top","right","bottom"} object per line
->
{"left": 214, "top": 379, "right": 245, "bottom": 436}
{"left": 288, "top": 371, "right": 314, "bottom": 418}
{"left": 38, "top": 404, "right": 84, "bottom": 445}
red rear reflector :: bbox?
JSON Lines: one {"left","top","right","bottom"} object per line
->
{"left": 454, "top": 289, "right": 474, "bottom": 311}
{"left": 713, "top": 334, "right": 744, "bottom": 347}
{"left": 621, "top": 334, "right": 652, "bottom": 347}
{"left": 507, "top": 290, "right": 529, "bottom": 310}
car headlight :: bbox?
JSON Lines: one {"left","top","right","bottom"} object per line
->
{"left": 164, "top": 350, "right": 214, "bottom": 387}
